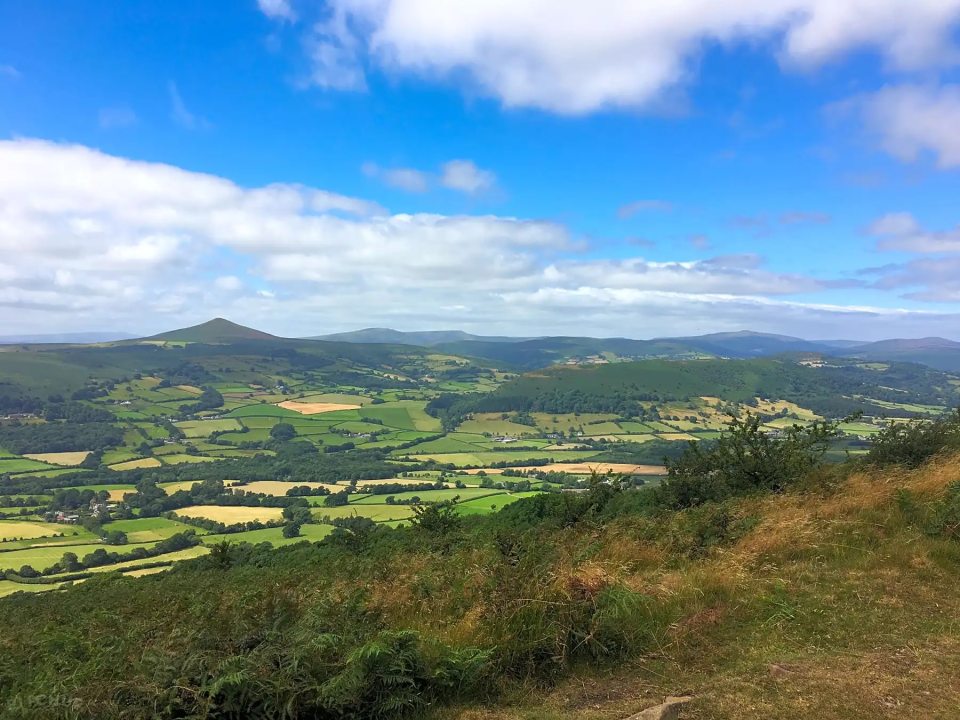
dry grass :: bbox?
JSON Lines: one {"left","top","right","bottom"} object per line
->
{"left": 277, "top": 400, "right": 361, "bottom": 415}
{"left": 437, "top": 453, "right": 960, "bottom": 720}
{"left": 173, "top": 505, "right": 283, "bottom": 523}
{"left": 23, "top": 451, "right": 90, "bottom": 466}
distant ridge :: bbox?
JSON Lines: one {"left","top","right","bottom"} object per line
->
{"left": 309, "top": 328, "right": 533, "bottom": 346}
{"left": 145, "top": 318, "right": 279, "bottom": 343}
{"left": 0, "top": 331, "right": 136, "bottom": 345}
{"left": 310, "top": 327, "right": 960, "bottom": 372}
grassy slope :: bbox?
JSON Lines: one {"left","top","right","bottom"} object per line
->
{"left": 444, "top": 456, "right": 960, "bottom": 719}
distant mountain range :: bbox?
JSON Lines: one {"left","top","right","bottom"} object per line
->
{"left": 308, "top": 327, "right": 960, "bottom": 372}
{"left": 6, "top": 319, "right": 960, "bottom": 373}
{"left": 309, "top": 328, "right": 534, "bottom": 346}
{"left": 0, "top": 331, "right": 137, "bottom": 344}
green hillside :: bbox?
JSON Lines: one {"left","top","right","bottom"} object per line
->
{"left": 433, "top": 358, "right": 960, "bottom": 419}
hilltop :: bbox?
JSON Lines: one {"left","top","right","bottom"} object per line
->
{"left": 143, "top": 318, "right": 280, "bottom": 344}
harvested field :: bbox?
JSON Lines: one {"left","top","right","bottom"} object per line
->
{"left": 174, "top": 506, "right": 284, "bottom": 523}
{"left": 463, "top": 462, "right": 664, "bottom": 475}
{"left": 23, "top": 451, "right": 90, "bottom": 466}
{"left": 277, "top": 400, "right": 361, "bottom": 415}
{"left": 238, "top": 480, "right": 345, "bottom": 496}
{"left": 108, "top": 457, "right": 161, "bottom": 471}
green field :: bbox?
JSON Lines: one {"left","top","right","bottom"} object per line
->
{"left": 0, "top": 540, "right": 160, "bottom": 573}
{"left": 403, "top": 449, "right": 601, "bottom": 467}
{"left": 0, "top": 458, "right": 57, "bottom": 474}
{"left": 349, "top": 487, "right": 506, "bottom": 505}
{"left": 201, "top": 524, "right": 333, "bottom": 546}
{"left": 312, "top": 505, "right": 416, "bottom": 522}
{"left": 104, "top": 517, "right": 201, "bottom": 542}
{"left": 174, "top": 419, "right": 243, "bottom": 437}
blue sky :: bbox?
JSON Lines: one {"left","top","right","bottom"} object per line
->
{"left": 1, "top": 0, "right": 959, "bottom": 339}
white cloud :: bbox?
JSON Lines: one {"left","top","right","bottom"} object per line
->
{"left": 869, "top": 212, "right": 960, "bottom": 253}
{"left": 258, "top": 0, "right": 297, "bottom": 22}
{"left": 0, "top": 65, "right": 20, "bottom": 79}
{"left": 440, "top": 159, "right": 497, "bottom": 195}
{"left": 299, "top": 0, "right": 960, "bottom": 114}
{"left": 2, "top": 138, "right": 958, "bottom": 338}
{"left": 168, "top": 81, "right": 212, "bottom": 130}
{"left": 842, "top": 84, "right": 960, "bottom": 168}
{"left": 98, "top": 106, "right": 138, "bottom": 129}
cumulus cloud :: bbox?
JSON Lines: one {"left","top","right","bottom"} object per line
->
{"left": 869, "top": 212, "right": 960, "bottom": 253}
{"left": 837, "top": 84, "right": 960, "bottom": 168}
{"left": 297, "top": 0, "right": 960, "bottom": 114}
{"left": 2, "top": 138, "right": 956, "bottom": 338}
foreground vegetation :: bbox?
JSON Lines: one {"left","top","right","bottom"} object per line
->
{"left": 2, "top": 410, "right": 959, "bottom": 718}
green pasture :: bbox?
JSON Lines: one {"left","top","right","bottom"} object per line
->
{"left": 350, "top": 487, "right": 505, "bottom": 505}
{"left": 0, "top": 458, "right": 57, "bottom": 474}
{"left": 201, "top": 523, "right": 333, "bottom": 547}
{"left": 403, "top": 449, "right": 601, "bottom": 467}
{"left": 312, "top": 505, "right": 416, "bottom": 523}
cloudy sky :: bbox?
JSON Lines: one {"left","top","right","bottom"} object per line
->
{"left": 1, "top": 1, "right": 960, "bottom": 340}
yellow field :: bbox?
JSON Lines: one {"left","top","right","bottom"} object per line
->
{"left": 174, "top": 505, "right": 284, "bottom": 523}
{"left": 23, "top": 451, "right": 90, "bottom": 466}
{"left": 239, "top": 480, "right": 344, "bottom": 495}
{"left": 355, "top": 477, "right": 438, "bottom": 486}
{"left": 159, "top": 479, "right": 239, "bottom": 494}
{"left": 175, "top": 384, "right": 203, "bottom": 395}
{"left": 656, "top": 432, "right": 697, "bottom": 441}
{"left": 463, "top": 463, "right": 664, "bottom": 476}
{"left": 109, "top": 457, "right": 162, "bottom": 470}
{"left": 277, "top": 400, "right": 362, "bottom": 415}
{"left": 0, "top": 521, "right": 66, "bottom": 541}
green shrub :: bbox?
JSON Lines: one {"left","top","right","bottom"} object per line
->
{"left": 868, "top": 409, "right": 960, "bottom": 468}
